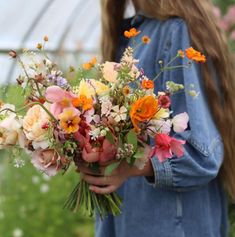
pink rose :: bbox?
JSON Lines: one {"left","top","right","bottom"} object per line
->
{"left": 32, "top": 149, "right": 68, "bottom": 176}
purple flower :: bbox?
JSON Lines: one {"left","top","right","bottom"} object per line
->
{"left": 47, "top": 74, "right": 68, "bottom": 87}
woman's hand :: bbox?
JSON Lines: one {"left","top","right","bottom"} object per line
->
{"left": 77, "top": 159, "right": 154, "bottom": 194}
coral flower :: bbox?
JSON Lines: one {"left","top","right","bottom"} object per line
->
{"left": 141, "top": 79, "right": 154, "bottom": 89}
{"left": 185, "top": 47, "right": 206, "bottom": 63}
{"left": 124, "top": 28, "right": 141, "bottom": 38}
{"left": 142, "top": 36, "right": 151, "bottom": 44}
{"left": 72, "top": 95, "right": 93, "bottom": 112}
{"left": 58, "top": 108, "right": 81, "bottom": 134}
{"left": 82, "top": 57, "right": 97, "bottom": 70}
{"left": 153, "top": 133, "right": 185, "bottom": 162}
{"left": 130, "top": 95, "right": 158, "bottom": 132}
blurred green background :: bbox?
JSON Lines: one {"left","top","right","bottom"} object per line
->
{"left": 0, "top": 1, "right": 235, "bottom": 237}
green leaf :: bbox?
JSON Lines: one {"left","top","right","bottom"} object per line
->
{"left": 106, "top": 130, "right": 115, "bottom": 145}
{"left": 127, "top": 130, "right": 137, "bottom": 151}
{"left": 133, "top": 148, "right": 145, "bottom": 160}
{"left": 104, "top": 162, "right": 120, "bottom": 176}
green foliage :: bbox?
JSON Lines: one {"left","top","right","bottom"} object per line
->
{"left": 0, "top": 151, "right": 94, "bottom": 237}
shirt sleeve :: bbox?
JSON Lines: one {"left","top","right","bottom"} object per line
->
{"left": 146, "top": 19, "right": 224, "bottom": 191}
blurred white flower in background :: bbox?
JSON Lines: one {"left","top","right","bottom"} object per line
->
{"left": 40, "top": 183, "right": 50, "bottom": 193}
{"left": 0, "top": 211, "right": 5, "bottom": 220}
{"left": 12, "top": 228, "right": 23, "bottom": 237}
{"left": 31, "top": 175, "right": 40, "bottom": 184}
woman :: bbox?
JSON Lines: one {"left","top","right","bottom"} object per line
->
{"left": 79, "top": 0, "right": 235, "bottom": 236}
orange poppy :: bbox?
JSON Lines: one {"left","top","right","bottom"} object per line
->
{"left": 82, "top": 57, "right": 97, "bottom": 70}
{"left": 130, "top": 95, "right": 158, "bottom": 132}
{"left": 72, "top": 95, "right": 93, "bottom": 111}
{"left": 124, "top": 28, "right": 141, "bottom": 38}
{"left": 141, "top": 79, "right": 154, "bottom": 89}
{"left": 185, "top": 47, "right": 206, "bottom": 63}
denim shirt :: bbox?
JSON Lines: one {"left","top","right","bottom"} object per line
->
{"left": 95, "top": 15, "right": 228, "bottom": 237}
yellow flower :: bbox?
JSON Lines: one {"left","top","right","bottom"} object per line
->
{"left": 154, "top": 108, "right": 170, "bottom": 120}
{"left": 89, "top": 79, "right": 110, "bottom": 96}
{"left": 58, "top": 108, "right": 81, "bottom": 134}
{"left": 77, "top": 79, "right": 96, "bottom": 99}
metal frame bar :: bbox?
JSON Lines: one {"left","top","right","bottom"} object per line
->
{"left": 5, "top": 0, "right": 55, "bottom": 84}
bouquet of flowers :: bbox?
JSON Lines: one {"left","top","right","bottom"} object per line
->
{"left": 0, "top": 29, "right": 205, "bottom": 218}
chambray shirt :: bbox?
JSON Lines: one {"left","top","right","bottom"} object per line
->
{"left": 95, "top": 15, "right": 228, "bottom": 237}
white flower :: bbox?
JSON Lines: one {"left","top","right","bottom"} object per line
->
{"left": 172, "top": 112, "right": 189, "bottom": 133}
{"left": 101, "top": 100, "right": 113, "bottom": 116}
{"left": 110, "top": 105, "right": 127, "bottom": 123}
{"left": 0, "top": 104, "right": 23, "bottom": 148}
{"left": 13, "top": 159, "right": 25, "bottom": 168}
{"left": 12, "top": 228, "right": 23, "bottom": 237}
{"left": 40, "top": 183, "right": 50, "bottom": 193}
{"left": 84, "top": 108, "right": 100, "bottom": 124}
{"left": 89, "top": 127, "right": 101, "bottom": 140}
{"left": 147, "top": 120, "right": 172, "bottom": 137}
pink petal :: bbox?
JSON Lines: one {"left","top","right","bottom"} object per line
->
{"left": 155, "top": 148, "right": 172, "bottom": 162}
{"left": 172, "top": 112, "right": 189, "bottom": 133}
{"left": 45, "top": 86, "right": 75, "bottom": 102}
{"left": 50, "top": 102, "right": 63, "bottom": 118}
{"left": 82, "top": 147, "right": 100, "bottom": 163}
{"left": 170, "top": 138, "right": 186, "bottom": 158}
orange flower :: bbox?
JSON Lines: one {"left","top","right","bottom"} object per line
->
{"left": 185, "top": 47, "right": 206, "bottom": 63}
{"left": 178, "top": 50, "right": 185, "bottom": 58}
{"left": 72, "top": 95, "right": 93, "bottom": 111}
{"left": 58, "top": 108, "right": 81, "bottom": 134}
{"left": 130, "top": 96, "right": 158, "bottom": 132}
{"left": 122, "top": 85, "right": 131, "bottom": 96}
{"left": 124, "top": 28, "right": 141, "bottom": 38}
{"left": 142, "top": 36, "right": 151, "bottom": 44}
{"left": 82, "top": 57, "right": 97, "bottom": 70}
{"left": 141, "top": 79, "right": 154, "bottom": 89}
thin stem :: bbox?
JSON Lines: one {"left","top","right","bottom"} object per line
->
{"left": 153, "top": 64, "right": 191, "bottom": 82}
{"left": 0, "top": 102, "right": 57, "bottom": 122}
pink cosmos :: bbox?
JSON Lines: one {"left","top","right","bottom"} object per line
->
{"left": 153, "top": 133, "right": 185, "bottom": 162}
{"left": 45, "top": 86, "right": 76, "bottom": 118}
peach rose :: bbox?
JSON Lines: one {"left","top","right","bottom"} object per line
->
{"left": 23, "top": 104, "right": 50, "bottom": 149}
{"left": 102, "top": 62, "right": 118, "bottom": 83}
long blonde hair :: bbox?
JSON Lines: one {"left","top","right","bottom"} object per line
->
{"left": 101, "top": 0, "right": 235, "bottom": 200}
